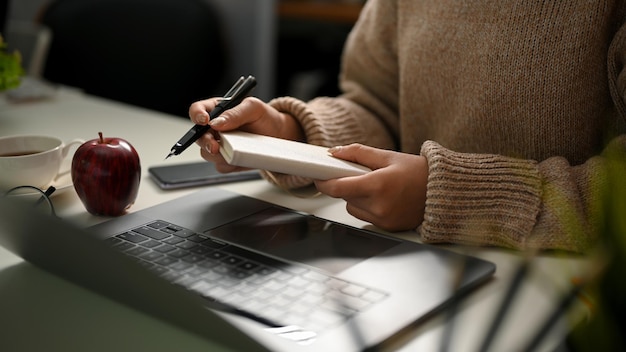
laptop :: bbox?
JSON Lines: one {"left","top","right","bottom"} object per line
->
{"left": 0, "top": 187, "right": 495, "bottom": 351}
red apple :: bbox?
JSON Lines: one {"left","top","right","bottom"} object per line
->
{"left": 72, "top": 132, "right": 141, "bottom": 216}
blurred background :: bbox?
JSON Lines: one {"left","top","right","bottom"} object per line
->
{"left": 1, "top": 0, "right": 365, "bottom": 117}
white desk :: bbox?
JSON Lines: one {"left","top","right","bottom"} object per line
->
{"left": 0, "top": 88, "right": 589, "bottom": 351}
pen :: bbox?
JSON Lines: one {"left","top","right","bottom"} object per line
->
{"left": 165, "top": 75, "right": 257, "bottom": 159}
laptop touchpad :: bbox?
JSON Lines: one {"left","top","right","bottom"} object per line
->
{"left": 205, "top": 207, "right": 399, "bottom": 274}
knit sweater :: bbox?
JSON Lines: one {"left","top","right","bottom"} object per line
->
{"left": 266, "top": 0, "right": 626, "bottom": 252}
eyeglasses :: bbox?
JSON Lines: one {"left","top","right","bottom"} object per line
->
{"left": 3, "top": 185, "right": 58, "bottom": 217}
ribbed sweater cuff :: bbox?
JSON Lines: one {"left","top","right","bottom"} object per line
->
{"left": 269, "top": 96, "right": 366, "bottom": 146}
{"left": 420, "top": 141, "right": 542, "bottom": 250}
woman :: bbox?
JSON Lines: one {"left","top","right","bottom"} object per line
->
{"left": 190, "top": 0, "right": 626, "bottom": 252}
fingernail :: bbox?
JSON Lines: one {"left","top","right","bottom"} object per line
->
{"left": 209, "top": 117, "right": 226, "bottom": 127}
{"left": 328, "top": 146, "right": 343, "bottom": 154}
{"left": 205, "top": 145, "right": 213, "bottom": 155}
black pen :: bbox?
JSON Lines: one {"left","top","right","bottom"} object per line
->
{"left": 165, "top": 75, "right": 257, "bottom": 159}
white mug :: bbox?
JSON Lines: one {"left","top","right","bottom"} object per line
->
{"left": 0, "top": 135, "right": 84, "bottom": 191}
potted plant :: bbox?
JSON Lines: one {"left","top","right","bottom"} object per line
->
{"left": 0, "top": 34, "right": 24, "bottom": 91}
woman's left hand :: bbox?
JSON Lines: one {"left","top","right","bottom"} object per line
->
{"left": 314, "top": 144, "right": 428, "bottom": 232}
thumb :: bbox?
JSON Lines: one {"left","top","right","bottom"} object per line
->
{"left": 328, "top": 143, "right": 391, "bottom": 170}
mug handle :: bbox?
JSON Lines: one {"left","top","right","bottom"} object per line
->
{"left": 55, "top": 139, "right": 85, "bottom": 180}
{"left": 61, "top": 138, "right": 85, "bottom": 158}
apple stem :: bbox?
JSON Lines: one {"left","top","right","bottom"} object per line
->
{"left": 98, "top": 132, "right": 104, "bottom": 144}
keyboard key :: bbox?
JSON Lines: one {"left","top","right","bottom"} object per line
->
{"left": 186, "top": 233, "right": 209, "bottom": 243}
{"left": 303, "top": 271, "right": 330, "bottom": 282}
{"left": 228, "top": 269, "right": 253, "bottom": 280}
{"left": 340, "top": 284, "right": 368, "bottom": 297}
{"left": 104, "top": 237, "right": 122, "bottom": 246}
{"left": 155, "top": 256, "right": 178, "bottom": 266}
{"left": 170, "top": 261, "right": 193, "bottom": 272}
{"left": 186, "top": 267, "right": 207, "bottom": 277}
{"left": 222, "top": 256, "right": 244, "bottom": 266}
{"left": 181, "top": 254, "right": 205, "bottom": 264}
{"left": 113, "top": 242, "right": 136, "bottom": 251}
{"left": 153, "top": 244, "right": 176, "bottom": 253}
{"left": 139, "top": 251, "right": 164, "bottom": 262}
{"left": 208, "top": 251, "right": 228, "bottom": 260}
{"left": 133, "top": 226, "right": 170, "bottom": 240}
{"left": 161, "top": 270, "right": 183, "bottom": 282}
{"left": 126, "top": 246, "right": 149, "bottom": 256}
{"left": 326, "top": 278, "right": 349, "bottom": 290}
{"left": 141, "top": 239, "right": 162, "bottom": 248}
{"left": 116, "top": 232, "right": 148, "bottom": 243}
{"left": 199, "top": 270, "right": 223, "bottom": 282}
{"left": 163, "top": 236, "right": 184, "bottom": 245}
{"left": 256, "top": 266, "right": 277, "bottom": 276}
{"left": 174, "top": 275, "right": 198, "bottom": 287}
{"left": 147, "top": 220, "right": 169, "bottom": 229}
{"left": 196, "top": 259, "right": 219, "bottom": 269}
{"left": 299, "top": 292, "right": 325, "bottom": 306}
{"left": 160, "top": 226, "right": 180, "bottom": 234}
{"left": 189, "top": 245, "right": 212, "bottom": 255}
{"left": 287, "top": 276, "right": 311, "bottom": 288}
{"left": 168, "top": 248, "right": 191, "bottom": 258}
{"left": 172, "top": 229, "right": 195, "bottom": 238}
{"left": 239, "top": 261, "right": 260, "bottom": 271}
{"left": 189, "top": 280, "right": 213, "bottom": 295}
{"left": 176, "top": 241, "right": 197, "bottom": 250}
{"left": 281, "top": 286, "right": 304, "bottom": 300}
{"left": 165, "top": 225, "right": 183, "bottom": 232}
{"left": 262, "top": 280, "right": 287, "bottom": 292}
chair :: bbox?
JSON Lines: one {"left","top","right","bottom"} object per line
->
{"left": 39, "top": 0, "right": 229, "bottom": 117}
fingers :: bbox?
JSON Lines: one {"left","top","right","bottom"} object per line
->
{"left": 189, "top": 97, "right": 268, "bottom": 131}
{"left": 198, "top": 137, "right": 246, "bottom": 173}
{"left": 329, "top": 144, "right": 392, "bottom": 170}
{"left": 195, "top": 130, "right": 220, "bottom": 154}
{"left": 314, "top": 175, "right": 373, "bottom": 200}
{"left": 315, "top": 149, "right": 428, "bottom": 232}
{"left": 189, "top": 98, "right": 218, "bottom": 125}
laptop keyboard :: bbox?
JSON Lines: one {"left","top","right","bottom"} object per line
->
{"left": 105, "top": 220, "right": 388, "bottom": 333}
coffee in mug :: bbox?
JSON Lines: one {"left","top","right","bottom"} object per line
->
{"left": 0, "top": 135, "right": 84, "bottom": 191}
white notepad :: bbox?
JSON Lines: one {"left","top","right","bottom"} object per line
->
{"left": 218, "top": 131, "right": 371, "bottom": 180}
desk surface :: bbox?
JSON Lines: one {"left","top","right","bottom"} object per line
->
{"left": 0, "top": 87, "right": 588, "bottom": 351}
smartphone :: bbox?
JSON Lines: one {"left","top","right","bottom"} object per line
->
{"left": 148, "top": 162, "right": 261, "bottom": 190}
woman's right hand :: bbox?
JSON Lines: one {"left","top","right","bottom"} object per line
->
{"left": 188, "top": 97, "right": 305, "bottom": 173}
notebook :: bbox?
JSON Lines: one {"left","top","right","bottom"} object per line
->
{"left": 218, "top": 131, "right": 371, "bottom": 180}
{"left": 0, "top": 187, "right": 495, "bottom": 351}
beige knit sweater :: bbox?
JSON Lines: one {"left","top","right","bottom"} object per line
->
{"left": 266, "top": 0, "right": 626, "bottom": 252}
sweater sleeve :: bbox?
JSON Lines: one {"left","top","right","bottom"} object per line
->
{"left": 419, "top": 137, "right": 625, "bottom": 252}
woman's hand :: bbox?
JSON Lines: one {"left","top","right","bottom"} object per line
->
{"left": 314, "top": 144, "right": 428, "bottom": 232}
{"left": 188, "top": 97, "right": 304, "bottom": 172}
